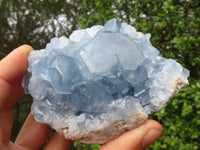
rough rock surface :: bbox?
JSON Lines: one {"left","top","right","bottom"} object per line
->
{"left": 22, "top": 18, "right": 189, "bottom": 144}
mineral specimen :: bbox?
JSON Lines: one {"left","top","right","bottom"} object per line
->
{"left": 22, "top": 18, "right": 189, "bottom": 144}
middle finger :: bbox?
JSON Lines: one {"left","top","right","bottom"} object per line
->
{"left": 15, "top": 113, "right": 51, "bottom": 150}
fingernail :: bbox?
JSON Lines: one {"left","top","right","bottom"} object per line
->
{"left": 142, "top": 129, "right": 163, "bottom": 149}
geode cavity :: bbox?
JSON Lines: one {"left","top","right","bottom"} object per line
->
{"left": 22, "top": 18, "right": 189, "bottom": 144}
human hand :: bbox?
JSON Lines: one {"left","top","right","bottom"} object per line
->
{"left": 0, "top": 45, "right": 163, "bottom": 150}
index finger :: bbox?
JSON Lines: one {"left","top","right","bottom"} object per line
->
{"left": 0, "top": 45, "right": 33, "bottom": 109}
{"left": 0, "top": 45, "right": 33, "bottom": 144}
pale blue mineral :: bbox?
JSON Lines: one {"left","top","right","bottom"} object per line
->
{"left": 22, "top": 18, "right": 189, "bottom": 144}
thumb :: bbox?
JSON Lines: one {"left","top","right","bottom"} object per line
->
{"left": 100, "top": 120, "right": 163, "bottom": 150}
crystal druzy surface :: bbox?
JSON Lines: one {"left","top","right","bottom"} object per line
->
{"left": 23, "top": 18, "right": 189, "bottom": 144}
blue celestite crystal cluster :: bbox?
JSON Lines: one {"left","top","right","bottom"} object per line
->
{"left": 22, "top": 18, "right": 189, "bottom": 144}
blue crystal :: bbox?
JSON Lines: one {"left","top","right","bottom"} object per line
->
{"left": 22, "top": 18, "right": 189, "bottom": 144}
{"left": 49, "top": 55, "right": 83, "bottom": 93}
{"left": 103, "top": 18, "right": 121, "bottom": 32}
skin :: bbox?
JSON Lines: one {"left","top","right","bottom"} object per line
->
{"left": 0, "top": 45, "right": 163, "bottom": 150}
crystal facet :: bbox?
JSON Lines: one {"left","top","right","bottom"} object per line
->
{"left": 22, "top": 18, "right": 189, "bottom": 144}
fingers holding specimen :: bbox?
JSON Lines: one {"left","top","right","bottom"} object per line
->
{"left": 43, "top": 133, "right": 73, "bottom": 150}
{"left": 15, "top": 113, "right": 51, "bottom": 150}
{"left": 100, "top": 120, "right": 163, "bottom": 150}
